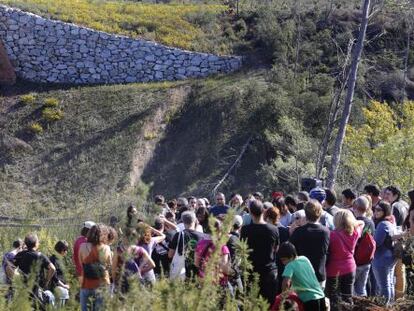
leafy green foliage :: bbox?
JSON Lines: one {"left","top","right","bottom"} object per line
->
{"left": 259, "top": 116, "right": 316, "bottom": 193}
{"left": 342, "top": 101, "right": 414, "bottom": 191}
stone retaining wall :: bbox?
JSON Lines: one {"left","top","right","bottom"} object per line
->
{"left": 0, "top": 5, "right": 241, "bottom": 84}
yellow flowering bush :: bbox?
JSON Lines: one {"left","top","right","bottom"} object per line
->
{"left": 42, "top": 107, "right": 64, "bottom": 121}
{"left": 19, "top": 93, "right": 36, "bottom": 105}
{"left": 43, "top": 97, "right": 59, "bottom": 107}
{"left": 27, "top": 122, "right": 43, "bottom": 134}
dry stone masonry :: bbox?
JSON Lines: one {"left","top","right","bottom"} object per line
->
{"left": 0, "top": 5, "right": 241, "bottom": 84}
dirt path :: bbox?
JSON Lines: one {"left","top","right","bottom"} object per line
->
{"left": 129, "top": 85, "right": 191, "bottom": 188}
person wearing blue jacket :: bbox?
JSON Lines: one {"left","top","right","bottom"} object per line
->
{"left": 372, "top": 201, "right": 396, "bottom": 305}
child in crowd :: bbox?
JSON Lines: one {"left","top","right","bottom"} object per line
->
{"left": 279, "top": 242, "right": 326, "bottom": 311}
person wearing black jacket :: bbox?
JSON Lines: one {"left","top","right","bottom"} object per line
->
{"left": 226, "top": 215, "right": 243, "bottom": 294}
{"left": 49, "top": 241, "right": 70, "bottom": 307}
{"left": 152, "top": 216, "right": 177, "bottom": 277}
{"left": 13, "top": 234, "right": 56, "bottom": 308}
{"left": 241, "top": 200, "right": 279, "bottom": 305}
{"left": 290, "top": 200, "right": 330, "bottom": 288}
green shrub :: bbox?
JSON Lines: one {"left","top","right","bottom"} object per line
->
{"left": 42, "top": 108, "right": 64, "bottom": 121}
{"left": 19, "top": 94, "right": 36, "bottom": 105}
{"left": 0, "top": 211, "right": 269, "bottom": 311}
{"left": 43, "top": 97, "right": 59, "bottom": 107}
{"left": 27, "top": 122, "right": 43, "bottom": 134}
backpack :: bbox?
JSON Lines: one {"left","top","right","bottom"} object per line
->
{"left": 226, "top": 234, "right": 241, "bottom": 283}
{"left": 354, "top": 229, "right": 376, "bottom": 266}
{"left": 152, "top": 241, "right": 170, "bottom": 276}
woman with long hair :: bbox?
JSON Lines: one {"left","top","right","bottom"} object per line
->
{"left": 136, "top": 223, "right": 165, "bottom": 284}
{"left": 325, "top": 210, "right": 364, "bottom": 308}
{"left": 112, "top": 228, "right": 155, "bottom": 293}
{"left": 78, "top": 224, "right": 112, "bottom": 311}
{"left": 372, "top": 201, "right": 397, "bottom": 304}
{"left": 126, "top": 205, "right": 140, "bottom": 228}
{"left": 196, "top": 206, "right": 210, "bottom": 234}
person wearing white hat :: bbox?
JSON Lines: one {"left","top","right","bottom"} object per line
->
{"left": 73, "top": 221, "right": 95, "bottom": 285}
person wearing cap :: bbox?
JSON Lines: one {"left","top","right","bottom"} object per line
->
{"left": 309, "top": 188, "right": 334, "bottom": 230}
{"left": 289, "top": 209, "right": 307, "bottom": 235}
{"left": 271, "top": 191, "right": 284, "bottom": 201}
{"left": 73, "top": 221, "right": 95, "bottom": 284}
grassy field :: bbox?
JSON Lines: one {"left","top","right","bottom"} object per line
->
{"left": 0, "top": 0, "right": 236, "bottom": 53}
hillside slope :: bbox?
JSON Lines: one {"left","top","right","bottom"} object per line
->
{"left": 0, "top": 71, "right": 270, "bottom": 214}
{"left": 1, "top": 0, "right": 414, "bottom": 216}
{"left": 0, "top": 81, "right": 186, "bottom": 213}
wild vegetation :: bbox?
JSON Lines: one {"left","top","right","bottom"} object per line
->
{"left": 343, "top": 100, "right": 414, "bottom": 191}
{"left": 0, "top": 207, "right": 271, "bottom": 311}
{"left": 1, "top": 0, "right": 414, "bottom": 211}
{"left": 1, "top": 1, "right": 414, "bottom": 310}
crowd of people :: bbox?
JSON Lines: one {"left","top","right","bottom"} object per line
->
{"left": 1, "top": 184, "right": 414, "bottom": 311}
